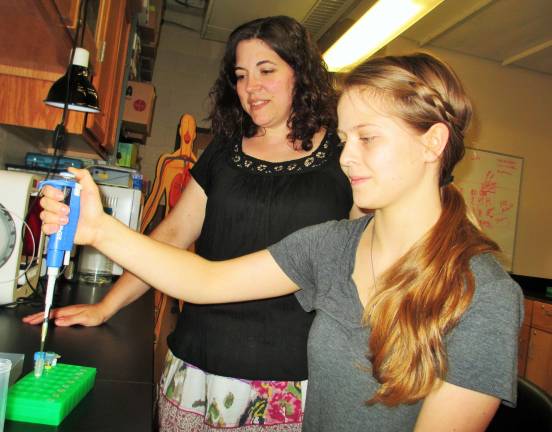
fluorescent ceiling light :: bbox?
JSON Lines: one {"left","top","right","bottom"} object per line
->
{"left": 323, "top": 0, "right": 444, "bottom": 71}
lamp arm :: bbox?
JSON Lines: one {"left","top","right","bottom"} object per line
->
{"left": 60, "top": 0, "right": 87, "bottom": 128}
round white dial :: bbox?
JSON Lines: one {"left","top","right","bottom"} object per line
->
{"left": 0, "top": 203, "right": 17, "bottom": 268}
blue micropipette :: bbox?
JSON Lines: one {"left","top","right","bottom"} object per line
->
{"left": 37, "top": 173, "right": 81, "bottom": 358}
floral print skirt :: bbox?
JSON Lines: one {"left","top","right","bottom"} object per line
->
{"left": 158, "top": 350, "right": 306, "bottom": 431}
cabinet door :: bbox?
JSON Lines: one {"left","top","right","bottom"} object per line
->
{"left": 532, "top": 301, "right": 552, "bottom": 332}
{"left": 0, "top": 0, "right": 87, "bottom": 132}
{"left": 53, "top": 0, "right": 79, "bottom": 29}
{"left": 517, "top": 299, "right": 533, "bottom": 376}
{"left": 518, "top": 323, "right": 531, "bottom": 376}
{"left": 84, "top": 0, "right": 131, "bottom": 154}
{"left": 526, "top": 327, "right": 552, "bottom": 394}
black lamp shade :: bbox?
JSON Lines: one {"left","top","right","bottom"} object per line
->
{"left": 44, "top": 48, "right": 100, "bottom": 113}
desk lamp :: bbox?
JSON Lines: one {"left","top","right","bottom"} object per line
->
{"left": 43, "top": 0, "right": 100, "bottom": 154}
{"left": 44, "top": 47, "right": 99, "bottom": 114}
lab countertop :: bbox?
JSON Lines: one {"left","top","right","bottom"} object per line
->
{"left": 0, "top": 279, "right": 154, "bottom": 432}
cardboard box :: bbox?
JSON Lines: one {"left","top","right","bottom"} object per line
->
{"left": 123, "top": 81, "right": 156, "bottom": 136}
{"left": 138, "top": 0, "right": 163, "bottom": 45}
{"left": 122, "top": 130, "right": 147, "bottom": 144}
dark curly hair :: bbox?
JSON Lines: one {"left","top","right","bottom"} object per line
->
{"left": 208, "top": 15, "right": 337, "bottom": 151}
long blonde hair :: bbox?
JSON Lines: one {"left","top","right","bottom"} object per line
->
{"left": 342, "top": 53, "right": 499, "bottom": 405}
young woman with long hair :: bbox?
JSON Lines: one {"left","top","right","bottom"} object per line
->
{"left": 39, "top": 52, "right": 522, "bottom": 431}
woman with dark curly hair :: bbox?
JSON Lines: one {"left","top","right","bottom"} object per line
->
{"left": 209, "top": 15, "right": 337, "bottom": 151}
{"left": 152, "top": 16, "right": 355, "bottom": 430}
{"left": 27, "top": 15, "right": 356, "bottom": 431}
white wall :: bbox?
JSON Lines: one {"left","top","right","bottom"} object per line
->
{"left": 140, "top": 23, "right": 225, "bottom": 182}
{"left": 386, "top": 38, "right": 552, "bottom": 278}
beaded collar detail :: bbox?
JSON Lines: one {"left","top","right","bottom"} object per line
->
{"left": 230, "top": 134, "right": 334, "bottom": 175}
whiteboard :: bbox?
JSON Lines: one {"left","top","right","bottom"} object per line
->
{"left": 453, "top": 148, "right": 523, "bottom": 271}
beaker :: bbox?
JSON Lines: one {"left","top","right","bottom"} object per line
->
{"left": 77, "top": 246, "right": 113, "bottom": 285}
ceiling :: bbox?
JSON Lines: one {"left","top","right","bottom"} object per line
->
{"left": 163, "top": 0, "right": 552, "bottom": 76}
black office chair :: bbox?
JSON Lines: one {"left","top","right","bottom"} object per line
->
{"left": 486, "top": 377, "right": 552, "bottom": 431}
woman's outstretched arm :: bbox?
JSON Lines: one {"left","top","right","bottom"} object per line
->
{"left": 40, "top": 168, "right": 298, "bottom": 304}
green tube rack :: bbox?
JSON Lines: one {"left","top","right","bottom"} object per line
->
{"left": 6, "top": 363, "right": 96, "bottom": 426}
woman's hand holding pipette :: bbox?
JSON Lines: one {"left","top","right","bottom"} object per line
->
{"left": 39, "top": 168, "right": 107, "bottom": 248}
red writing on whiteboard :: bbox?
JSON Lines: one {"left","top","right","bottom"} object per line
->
{"left": 498, "top": 158, "right": 517, "bottom": 168}
{"left": 500, "top": 200, "right": 513, "bottom": 213}
{"left": 468, "top": 172, "right": 512, "bottom": 230}
{"left": 480, "top": 171, "right": 496, "bottom": 196}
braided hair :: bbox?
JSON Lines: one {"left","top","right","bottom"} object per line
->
{"left": 342, "top": 53, "right": 471, "bottom": 187}
{"left": 340, "top": 52, "right": 499, "bottom": 406}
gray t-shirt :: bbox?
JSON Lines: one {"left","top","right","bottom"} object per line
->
{"left": 268, "top": 216, "right": 523, "bottom": 432}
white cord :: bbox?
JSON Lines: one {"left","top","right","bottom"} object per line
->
{"left": 0, "top": 207, "right": 37, "bottom": 284}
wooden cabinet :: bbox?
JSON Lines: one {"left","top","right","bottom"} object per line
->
{"left": 519, "top": 299, "right": 552, "bottom": 395}
{"left": 525, "top": 301, "right": 552, "bottom": 394}
{"left": 518, "top": 299, "right": 533, "bottom": 375}
{"left": 0, "top": 0, "right": 84, "bottom": 132}
{"left": 53, "top": 0, "right": 80, "bottom": 29}
{"left": 526, "top": 328, "right": 552, "bottom": 393}
{"left": 0, "top": 0, "right": 136, "bottom": 157}
{"left": 83, "top": 0, "right": 131, "bottom": 152}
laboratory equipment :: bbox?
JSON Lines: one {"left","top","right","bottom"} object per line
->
{"left": 6, "top": 363, "right": 96, "bottom": 426}
{"left": 37, "top": 173, "right": 81, "bottom": 356}
{"left": 0, "top": 359, "right": 11, "bottom": 432}
{"left": 78, "top": 183, "right": 141, "bottom": 283}
{"left": 0, "top": 170, "right": 36, "bottom": 305}
{"left": 33, "top": 351, "right": 60, "bottom": 377}
{"left": 0, "top": 353, "right": 23, "bottom": 387}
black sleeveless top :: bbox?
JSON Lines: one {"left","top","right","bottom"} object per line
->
{"left": 167, "top": 131, "right": 353, "bottom": 380}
